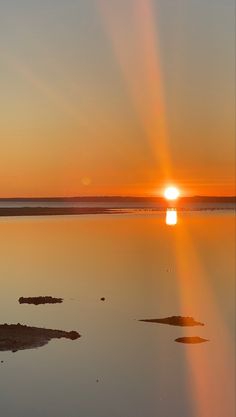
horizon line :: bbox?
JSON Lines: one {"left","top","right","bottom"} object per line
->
{"left": 0, "top": 195, "right": 236, "bottom": 200}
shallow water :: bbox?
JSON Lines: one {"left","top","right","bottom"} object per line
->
{"left": 0, "top": 211, "right": 235, "bottom": 417}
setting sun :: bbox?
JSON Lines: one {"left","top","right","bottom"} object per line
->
{"left": 164, "top": 186, "right": 180, "bottom": 201}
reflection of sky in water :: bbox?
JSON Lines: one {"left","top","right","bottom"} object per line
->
{"left": 0, "top": 212, "right": 235, "bottom": 417}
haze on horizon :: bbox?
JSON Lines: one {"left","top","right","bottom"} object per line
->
{"left": 0, "top": 0, "right": 235, "bottom": 198}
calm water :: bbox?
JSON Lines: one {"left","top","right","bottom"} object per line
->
{"left": 0, "top": 211, "right": 235, "bottom": 417}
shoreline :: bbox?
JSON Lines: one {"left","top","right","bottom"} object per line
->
{"left": 0, "top": 206, "right": 235, "bottom": 217}
{"left": 0, "top": 207, "right": 113, "bottom": 217}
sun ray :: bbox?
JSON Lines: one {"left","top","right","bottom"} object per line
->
{"left": 97, "top": 0, "right": 172, "bottom": 184}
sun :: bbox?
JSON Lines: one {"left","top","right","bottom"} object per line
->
{"left": 164, "top": 186, "right": 180, "bottom": 201}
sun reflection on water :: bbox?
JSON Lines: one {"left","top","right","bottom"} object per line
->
{"left": 165, "top": 208, "right": 178, "bottom": 226}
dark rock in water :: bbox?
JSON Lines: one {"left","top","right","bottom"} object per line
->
{"left": 175, "top": 336, "right": 209, "bottom": 344}
{"left": 139, "top": 316, "right": 204, "bottom": 327}
{"left": 19, "top": 296, "right": 63, "bottom": 305}
{"left": 0, "top": 323, "right": 80, "bottom": 352}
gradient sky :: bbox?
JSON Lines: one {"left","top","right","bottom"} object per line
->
{"left": 0, "top": 0, "right": 235, "bottom": 197}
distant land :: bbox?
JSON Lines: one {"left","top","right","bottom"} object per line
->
{"left": 0, "top": 207, "right": 115, "bottom": 217}
{"left": 0, "top": 196, "right": 235, "bottom": 217}
{"left": 0, "top": 196, "right": 235, "bottom": 203}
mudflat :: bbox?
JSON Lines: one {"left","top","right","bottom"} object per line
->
{"left": 139, "top": 316, "right": 204, "bottom": 327}
{"left": 19, "top": 296, "right": 63, "bottom": 305}
{"left": 0, "top": 324, "right": 80, "bottom": 352}
{"left": 175, "top": 337, "right": 209, "bottom": 344}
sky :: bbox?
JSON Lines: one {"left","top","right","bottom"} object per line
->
{"left": 0, "top": 0, "right": 235, "bottom": 197}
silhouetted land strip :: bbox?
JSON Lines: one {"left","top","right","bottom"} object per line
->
{"left": 139, "top": 316, "right": 204, "bottom": 327}
{"left": 0, "top": 204, "right": 234, "bottom": 217}
{"left": 0, "top": 196, "right": 235, "bottom": 203}
{"left": 19, "top": 296, "right": 63, "bottom": 305}
{"left": 0, "top": 324, "right": 80, "bottom": 352}
{"left": 0, "top": 207, "right": 114, "bottom": 217}
{"left": 175, "top": 336, "right": 209, "bottom": 344}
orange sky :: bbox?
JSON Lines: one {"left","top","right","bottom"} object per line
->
{"left": 0, "top": 0, "right": 235, "bottom": 197}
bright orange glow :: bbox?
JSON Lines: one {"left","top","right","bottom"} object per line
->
{"left": 164, "top": 186, "right": 180, "bottom": 200}
{"left": 0, "top": 3, "right": 234, "bottom": 198}
{"left": 165, "top": 208, "right": 178, "bottom": 225}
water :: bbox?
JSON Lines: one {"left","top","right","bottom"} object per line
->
{"left": 0, "top": 211, "right": 235, "bottom": 417}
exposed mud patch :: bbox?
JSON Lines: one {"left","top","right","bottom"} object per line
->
{"left": 139, "top": 316, "right": 204, "bottom": 327}
{"left": 175, "top": 336, "right": 209, "bottom": 344}
{"left": 0, "top": 324, "right": 80, "bottom": 352}
{"left": 19, "top": 296, "right": 63, "bottom": 305}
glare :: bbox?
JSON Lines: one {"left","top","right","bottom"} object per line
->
{"left": 164, "top": 186, "right": 180, "bottom": 201}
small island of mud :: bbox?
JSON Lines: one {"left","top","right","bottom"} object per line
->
{"left": 175, "top": 336, "right": 209, "bottom": 344}
{"left": 0, "top": 324, "right": 80, "bottom": 352}
{"left": 139, "top": 316, "right": 204, "bottom": 327}
{"left": 19, "top": 296, "right": 63, "bottom": 305}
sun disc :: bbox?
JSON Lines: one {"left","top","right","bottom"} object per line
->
{"left": 164, "top": 186, "right": 180, "bottom": 201}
